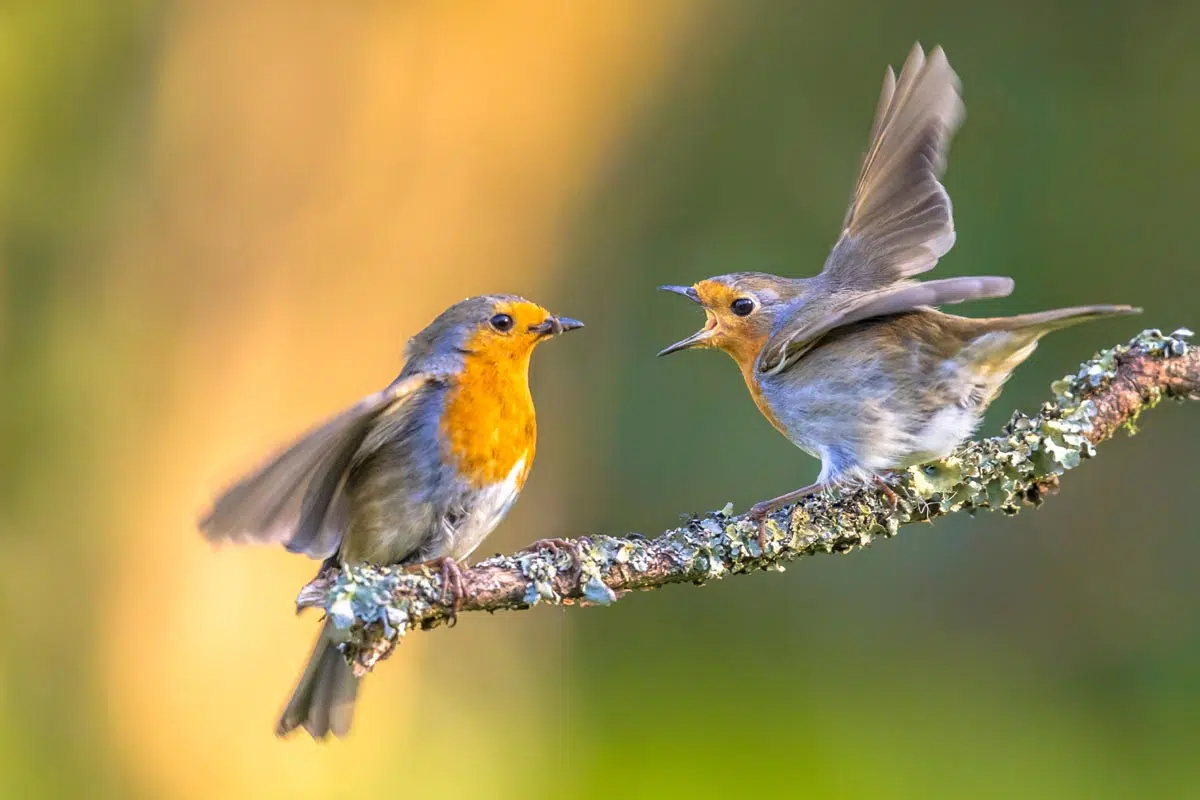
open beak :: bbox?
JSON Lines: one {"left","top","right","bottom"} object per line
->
{"left": 656, "top": 325, "right": 715, "bottom": 357}
{"left": 657, "top": 283, "right": 713, "bottom": 356}
{"left": 529, "top": 316, "right": 585, "bottom": 336}
{"left": 658, "top": 284, "right": 701, "bottom": 303}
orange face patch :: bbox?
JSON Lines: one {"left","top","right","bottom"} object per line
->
{"left": 693, "top": 279, "right": 741, "bottom": 311}
{"left": 691, "top": 280, "right": 772, "bottom": 369}
{"left": 466, "top": 300, "right": 555, "bottom": 355}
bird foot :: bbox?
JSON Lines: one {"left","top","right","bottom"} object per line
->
{"left": 747, "top": 483, "right": 823, "bottom": 555}
{"left": 746, "top": 503, "right": 773, "bottom": 554}
{"left": 295, "top": 555, "right": 342, "bottom": 614}
{"left": 427, "top": 556, "right": 466, "bottom": 626}
{"left": 873, "top": 475, "right": 900, "bottom": 508}
{"left": 530, "top": 537, "right": 584, "bottom": 581}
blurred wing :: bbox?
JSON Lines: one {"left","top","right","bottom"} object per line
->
{"left": 820, "top": 44, "right": 964, "bottom": 291}
{"left": 758, "top": 276, "right": 1014, "bottom": 375}
{"left": 198, "top": 372, "right": 436, "bottom": 558}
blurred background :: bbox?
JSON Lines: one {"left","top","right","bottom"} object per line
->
{"left": 2, "top": 1, "right": 1198, "bottom": 797}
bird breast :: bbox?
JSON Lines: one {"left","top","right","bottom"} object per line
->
{"left": 440, "top": 349, "right": 538, "bottom": 488}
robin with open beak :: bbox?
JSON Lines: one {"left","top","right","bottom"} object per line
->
{"left": 200, "top": 294, "right": 582, "bottom": 739}
{"left": 658, "top": 43, "right": 1139, "bottom": 544}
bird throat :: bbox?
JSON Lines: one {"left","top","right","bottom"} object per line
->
{"left": 721, "top": 335, "right": 787, "bottom": 437}
{"left": 441, "top": 344, "right": 537, "bottom": 489}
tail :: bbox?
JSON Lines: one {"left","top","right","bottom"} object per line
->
{"left": 277, "top": 619, "right": 360, "bottom": 739}
{"left": 956, "top": 304, "right": 1141, "bottom": 404}
{"left": 995, "top": 304, "right": 1142, "bottom": 337}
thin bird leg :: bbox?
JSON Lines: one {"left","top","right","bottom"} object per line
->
{"left": 747, "top": 482, "right": 823, "bottom": 553}
{"left": 528, "top": 537, "right": 585, "bottom": 581}
{"left": 873, "top": 474, "right": 900, "bottom": 508}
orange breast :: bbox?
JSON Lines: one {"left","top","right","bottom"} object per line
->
{"left": 719, "top": 331, "right": 787, "bottom": 437}
{"left": 740, "top": 362, "right": 788, "bottom": 437}
{"left": 440, "top": 345, "right": 537, "bottom": 489}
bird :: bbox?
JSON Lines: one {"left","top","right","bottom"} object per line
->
{"left": 656, "top": 43, "right": 1139, "bottom": 541}
{"left": 199, "top": 294, "right": 583, "bottom": 739}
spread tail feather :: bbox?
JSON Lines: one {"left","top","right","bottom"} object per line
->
{"left": 995, "top": 304, "right": 1142, "bottom": 336}
{"left": 961, "top": 304, "right": 1141, "bottom": 386}
{"left": 277, "top": 620, "right": 359, "bottom": 739}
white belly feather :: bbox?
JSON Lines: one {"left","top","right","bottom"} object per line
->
{"left": 448, "top": 452, "right": 527, "bottom": 561}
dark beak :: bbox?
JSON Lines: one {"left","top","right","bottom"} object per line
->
{"left": 658, "top": 284, "right": 701, "bottom": 303}
{"left": 656, "top": 326, "right": 715, "bottom": 357}
{"left": 529, "top": 316, "right": 585, "bottom": 336}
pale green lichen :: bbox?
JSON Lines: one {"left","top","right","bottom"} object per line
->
{"left": 583, "top": 576, "right": 618, "bottom": 605}
{"left": 316, "top": 327, "right": 1194, "bottom": 674}
{"left": 519, "top": 552, "right": 561, "bottom": 605}
{"left": 325, "top": 563, "right": 441, "bottom": 673}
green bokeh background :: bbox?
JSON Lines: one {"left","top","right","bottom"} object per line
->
{"left": 3, "top": 1, "right": 1198, "bottom": 797}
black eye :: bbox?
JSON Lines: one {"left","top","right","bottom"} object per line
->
{"left": 490, "top": 313, "right": 515, "bottom": 332}
{"left": 731, "top": 297, "right": 755, "bottom": 316}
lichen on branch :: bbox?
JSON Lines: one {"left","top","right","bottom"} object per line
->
{"left": 296, "top": 328, "right": 1197, "bottom": 677}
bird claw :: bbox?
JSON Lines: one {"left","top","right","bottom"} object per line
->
{"left": 873, "top": 475, "right": 900, "bottom": 508}
{"left": 746, "top": 483, "right": 824, "bottom": 555}
{"left": 429, "top": 556, "right": 466, "bottom": 626}
{"left": 295, "top": 562, "right": 340, "bottom": 615}
{"left": 530, "top": 537, "right": 584, "bottom": 581}
{"left": 747, "top": 504, "right": 771, "bottom": 554}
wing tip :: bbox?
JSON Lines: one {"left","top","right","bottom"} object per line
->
{"left": 882, "top": 64, "right": 896, "bottom": 93}
{"left": 988, "top": 276, "right": 1016, "bottom": 297}
{"left": 902, "top": 41, "right": 926, "bottom": 75}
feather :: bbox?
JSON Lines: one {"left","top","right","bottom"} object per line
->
{"left": 198, "top": 372, "right": 436, "bottom": 558}
{"left": 821, "top": 44, "right": 964, "bottom": 290}
{"left": 758, "top": 276, "right": 1014, "bottom": 374}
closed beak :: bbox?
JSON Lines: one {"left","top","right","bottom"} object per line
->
{"left": 530, "top": 316, "right": 585, "bottom": 336}
{"left": 657, "top": 325, "right": 715, "bottom": 357}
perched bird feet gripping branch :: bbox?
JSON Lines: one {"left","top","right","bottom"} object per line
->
{"left": 873, "top": 475, "right": 901, "bottom": 508}
{"left": 427, "top": 555, "right": 468, "bottom": 624}
{"left": 529, "top": 537, "right": 586, "bottom": 582}
{"left": 748, "top": 483, "right": 824, "bottom": 554}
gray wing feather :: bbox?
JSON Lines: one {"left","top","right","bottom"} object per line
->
{"left": 758, "top": 276, "right": 1014, "bottom": 375}
{"left": 822, "top": 43, "right": 964, "bottom": 290}
{"left": 198, "top": 373, "right": 435, "bottom": 558}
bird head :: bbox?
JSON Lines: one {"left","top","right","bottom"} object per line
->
{"left": 657, "top": 273, "right": 806, "bottom": 369}
{"left": 408, "top": 294, "right": 583, "bottom": 369}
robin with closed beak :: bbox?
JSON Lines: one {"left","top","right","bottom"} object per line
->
{"left": 200, "top": 294, "right": 582, "bottom": 739}
{"left": 657, "top": 43, "right": 1139, "bottom": 544}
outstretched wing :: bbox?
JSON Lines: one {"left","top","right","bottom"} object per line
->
{"left": 757, "top": 44, "right": 989, "bottom": 376}
{"left": 198, "top": 372, "right": 437, "bottom": 559}
{"left": 758, "top": 276, "right": 1014, "bottom": 375}
{"left": 821, "top": 43, "right": 964, "bottom": 291}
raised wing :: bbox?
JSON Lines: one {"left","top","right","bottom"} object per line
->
{"left": 821, "top": 43, "right": 964, "bottom": 291}
{"left": 758, "top": 276, "right": 1014, "bottom": 375}
{"left": 198, "top": 372, "right": 436, "bottom": 558}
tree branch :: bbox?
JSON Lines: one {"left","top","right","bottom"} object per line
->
{"left": 298, "top": 328, "right": 1198, "bottom": 677}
